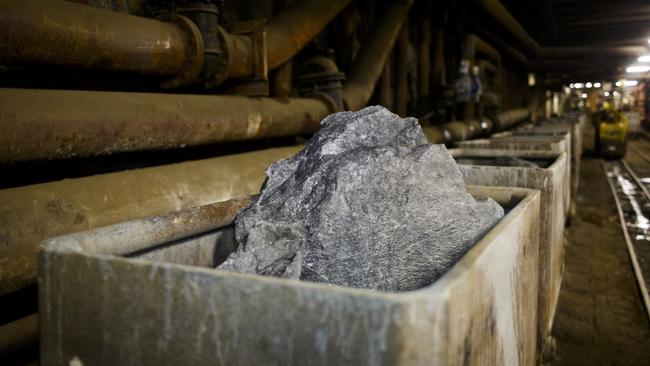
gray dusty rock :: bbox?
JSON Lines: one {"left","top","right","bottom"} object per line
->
{"left": 218, "top": 106, "right": 504, "bottom": 291}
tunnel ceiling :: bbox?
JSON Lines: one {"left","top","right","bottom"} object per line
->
{"left": 501, "top": 0, "right": 650, "bottom": 48}
{"left": 498, "top": 0, "right": 650, "bottom": 80}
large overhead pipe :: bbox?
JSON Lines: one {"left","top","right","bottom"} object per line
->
{"left": 478, "top": 0, "right": 538, "bottom": 54}
{"left": 0, "top": 0, "right": 352, "bottom": 87}
{"left": 0, "top": 1, "right": 412, "bottom": 162}
{"left": 422, "top": 108, "right": 531, "bottom": 144}
{"left": 417, "top": 0, "right": 432, "bottom": 109}
{"left": 267, "top": 0, "right": 352, "bottom": 69}
{"left": 464, "top": 34, "right": 501, "bottom": 69}
{"left": 395, "top": 26, "right": 410, "bottom": 116}
{"left": 342, "top": 0, "right": 413, "bottom": 111}
{"left": 0, "top": 0, "right": 191, "bottom": 77}
{"left": 0, "top": 88, "right": 329, "bottom": 162}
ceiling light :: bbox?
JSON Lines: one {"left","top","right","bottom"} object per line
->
{"left": 604, "top": 91, "right": 610, "bottom": 97}
{"left": 594, "top": 82, "right": 602, "bottom": 88}
{"left": 639, "top": 55, "right": 650, "bottom": 63}
{"left": 581, "top": 93, "right": 588, "bottom": 98}
{"left": 528, "top": 73, "right": 536, "bottom": 86}
{"left": 624, "top": 80, "right": 639, "bottom": 87}
{"left": 569, "top": 83, "right": 575, "bottom": 88}
{"left": 616, "top": 81, "right": 622, "bottom": 87}
{"left": 586, "top": 82, "right": 593, "bottom": 88}
{"left": 626, "top": 65, "right": 650, "bottom": 73}
{"left": 574, "top": 82, "right": 584, "bottom": 88}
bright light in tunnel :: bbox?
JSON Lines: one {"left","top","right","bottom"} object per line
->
{"left": 639, "top": 55, "right": 650, "bottom": 63}
{"left": 586, "top": 82, "right": 593, "bottom": 88}
{"left": 594, "top": 82, "right": 602, "bottom": 88}
{"left": 574, "top": 82, "right": 584, "bottom": 88}
{"left": 581, "top": 93, "right": 588, "bottom": 98}
{"left": 624, "top": 80, "right": 639, "bottom": 87}
{"left": 604, "top": 91, "right": 610, "bottom": 97}
{"left": 626, "top": 65, "right": 650, "bottom": 73}
{"left": 569, "top": 83, "right": 575, "bottom": 88}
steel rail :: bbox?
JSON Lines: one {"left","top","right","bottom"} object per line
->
{"left": 603, "top": 160, "right": 650, "bottom": 321}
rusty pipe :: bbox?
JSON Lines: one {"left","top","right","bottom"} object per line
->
{"left": 0, "top": 314, "right": 38, "bottom": 357}
{"left": 0, "top": 88, "right": 330, "bottom": 161}
{"left": 267, "top": 0, "right": 352, "bottom": 69}
{"left": 418, "top": 1, "right": 432, "bottom": 105}
{"left": 464, "top": 34, "right": 501, "bottom": 68}
{"left": 395, "top": 26, "right": 409, "bottom": 116}
{"left": 431, "top": 29, "right": 446, "bottom": 89}
{"left": 377, "top": 60, "right": 392, "bottom": 109}
{"left": 0, "top": 0, "right": 190, "bottom": 77}
{"left": 494, "top": 108, "right": 531, "bottom": 130}
{"left": 422, "top": 108, "right": 530, "bottom": 145}
{"left": 0, "top": 0, "right": 409, "bottom": 164}
{"left": 478, "top": 0, "right": 539, "bottom": 54}
{"left": 0, "top": 145, "right": 303, "bottom": 295}
{"left": 342, "top": 1, "right": 413, "bottom": 111}
{"left": 0, "top": 0, "right": 351, "bottom": 86}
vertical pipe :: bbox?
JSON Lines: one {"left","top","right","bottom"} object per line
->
{"left": 396, "top": 25, "right": 409, "bottom": 116}
{"left": 342, "top": 1, "right": 412, "bottom": 111}
{"left": 272, "top": 61, "right": 293, "bottom": 97}
{"left": 418, "top": 0, "right": 432, "bottom": 109}
{"left": 431, "top": 29, "right": 446, "bottom": 90}
{"left": 267, "top": 0, "right": 353, "bottom": 69}
{"left": 378, "top": 59, "right": 392, "bottom": 109}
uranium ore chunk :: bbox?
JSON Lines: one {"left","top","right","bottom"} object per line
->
{"left": 218, "top": 106, "right": 504, "bottom": 291}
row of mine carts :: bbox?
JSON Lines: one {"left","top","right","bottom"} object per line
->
{"left": 37, "top": 112, "right": 584, "bottom": 365}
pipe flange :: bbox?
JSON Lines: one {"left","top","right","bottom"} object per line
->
{"left": 207, "top": 25, "right": 232, "bottom": 87}
{"left": 159, "top": 14, "right": 205, "bottom": 88}
{"left": 304, "top": 91, "right": 340, "bottom": 114}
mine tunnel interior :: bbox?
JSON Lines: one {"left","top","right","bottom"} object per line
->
{"left": 1, "top": 0, "right": 650, "bottom": 365}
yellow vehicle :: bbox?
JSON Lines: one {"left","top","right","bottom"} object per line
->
{"left": 594, "top": 109, "right": 628, "bottom": 158}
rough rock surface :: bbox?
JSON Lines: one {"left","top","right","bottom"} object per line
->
{"left": 218, "top": 106, "right": 504, "bottom": 291}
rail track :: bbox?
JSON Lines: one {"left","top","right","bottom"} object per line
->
{"left": 603, "top": 158, "right": 650, "bottom": 320}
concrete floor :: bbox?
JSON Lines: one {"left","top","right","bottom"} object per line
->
{"left": 552, "top": 127, "right": 650, "bottom": 365}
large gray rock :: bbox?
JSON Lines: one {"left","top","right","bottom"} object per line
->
{"left": 218, "top": 106, "right": 504, "bottom": 291}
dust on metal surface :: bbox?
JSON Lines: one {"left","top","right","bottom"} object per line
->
{"left": 603, "top": 160, "right": 650, "bottom": 319}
